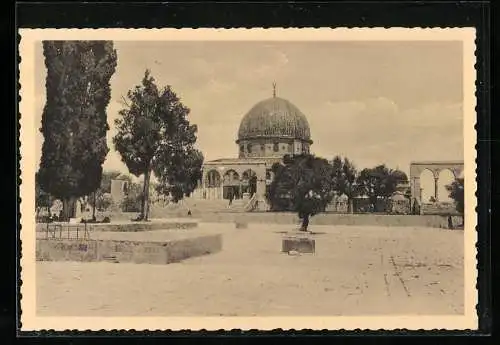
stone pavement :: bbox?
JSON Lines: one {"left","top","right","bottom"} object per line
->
{"left": 36, "top": 223, "right": 464, "bottom": 316}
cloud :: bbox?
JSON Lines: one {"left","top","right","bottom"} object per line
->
{"left": 309, "top": 98, "right": 463, "bottom": 174}
{"left": 33, "top": 41, "right": 464, "bottom": 176}
{"left": 234, "top": 47, "right": 290, "bottom": 84}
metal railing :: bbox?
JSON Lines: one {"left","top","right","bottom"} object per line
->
{"left": 44, "top": 222, "right": 92, "bottom": 240}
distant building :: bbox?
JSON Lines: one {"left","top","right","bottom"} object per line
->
{"left": 110, "top": 174, "right": 130, "bottom": 206}
{"left": 191, "top": 84, "right": 313, "bottom": 210}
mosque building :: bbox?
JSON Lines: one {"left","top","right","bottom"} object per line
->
{"left": 191, "top": 83, "right": 313, "bottom": 210}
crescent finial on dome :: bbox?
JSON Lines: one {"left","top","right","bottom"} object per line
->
{"left": 272, "top": 82, "right": 276, "bottom": 98}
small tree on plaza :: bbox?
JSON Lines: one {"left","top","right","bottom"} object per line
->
{"left": 35, "top": 171, "right": 53, "bottom": 217}
{"left": 120, "top": 182, "right": 143, "bottom": 213}
{"left": 446, "top": 177, "right": 464, "bottom": 224}
{"left": 331, "top": 155, "right": 358, "bottom": 213}
{"left": 114, "top": 70, "right": 202, "bottom": 220}
{"left": 356, "top": 165, "right": 407, "bottom": 212}
{"left": 268, "top": 154, "right": 334, "bottom": 232}
{"left": 38, "top": 41, "right": 117, "bottom": 220}
{"left": 154, "top": 148, "right": 204, "bottom": 203}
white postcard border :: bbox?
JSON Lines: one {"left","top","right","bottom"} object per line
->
{"left": 19, "top": 28, "right": 478, "bottom": 331}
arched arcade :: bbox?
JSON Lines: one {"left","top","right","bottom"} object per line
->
{"left": 409, "top": 161, "right": 464, "bottom": 213}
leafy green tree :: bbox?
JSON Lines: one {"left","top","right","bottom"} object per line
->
{"left": 266, "top": 162, "right": 291, "bottom": 211}
{"left": 95, "top": 193, "right": 113, "bottom": 211}
{"left": 35, "top": 171, "right": 53, "bottom": 217}
{"left": 446, "top": 177, "right": 464, "bottom": 220}
{"left": 267, "top": 154, "right": 334, "bottom": 231}
{"left": 356, "top": 165, "right": 407, "bottom": 212}
{"left": 38, "top": 41, "right": 117, "bottom": 220}
{"left": 391, "top": 169, "right": 409, "bottom": 184}
{"left": 331, "top": 155, "right": 358, "bottom": 213}
{"left": 114, "top": 70, "right": 201, "bottom": 220}
{"left": 154, "top": 149, "right": 204, "bottom": 203}
{"left": 120, "top": 182, "right": 143, "bottom": 213}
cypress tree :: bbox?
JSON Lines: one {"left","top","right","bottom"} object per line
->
{"left": 38, "top": 41, "right": 117, "bottom": 220}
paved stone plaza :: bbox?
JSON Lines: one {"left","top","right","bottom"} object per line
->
{"left": 37, "top": 223, "right": 464, "bottom": 316}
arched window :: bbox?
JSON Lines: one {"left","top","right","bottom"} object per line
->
{"left": 240, "top": 145, "right": 244, "bottom": 152}
{"left": 205, "top": 170, "right": 222, "bottom": 188}
{"left": 261, "top": 144, "right": 265, "bottom": 152}
{"left": 247, "top": 144, "right": 252, "bottom": 153}
{"left": 224, "top": 170, "right": 240, "bottom": 185}
{"left": 273, "top": 142, "right": 279, "bottom": 152}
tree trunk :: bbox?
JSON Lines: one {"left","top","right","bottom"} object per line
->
{"left": 369, "top": 196, "right": 377, "bottom": 213}
{"left": 348, "top": 198, "right": 353, "bottom": 214}
{"left": 142, "top": 169, "right": 151, "bottom": 221}
{"left": 92, "top": 191, "right": 97, "bottom": 220}
{"left": 301, "top": 213, "right": 310, "bottom": 232}
{"left": 62, "top": 197, "right": 76, "bottom": 221}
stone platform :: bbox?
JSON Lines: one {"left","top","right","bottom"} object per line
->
{"left": 36, "top": 229, "right": 222, "bottom": 265}
{"left": 282, "top": 232, "right": 315, "bottom": 254}
{"left": 36, "top": 218, "right": 199, "bottom": 233}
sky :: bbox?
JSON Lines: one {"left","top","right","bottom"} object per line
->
{"left": 34, "top": 40, "right": 464, "bottom": 177}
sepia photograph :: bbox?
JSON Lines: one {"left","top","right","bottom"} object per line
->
{"left": 19, "top": 28, "right": 477, "bottom": 331}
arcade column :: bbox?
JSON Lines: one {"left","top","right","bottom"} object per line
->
{"left": 434, "top": 176, "right": 439, "bottom": 201}
{"left": 256, "top": 178, "right": 266, "bottom": 198}
{"left": 255, "top": 167, "right": 267, "bottom": 198}
{"left": 411, "top": 176, "right": 421, "bottom": 210}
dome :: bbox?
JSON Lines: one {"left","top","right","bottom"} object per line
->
{"left": 237, "top": 97, "right": 312, "bottom": 143}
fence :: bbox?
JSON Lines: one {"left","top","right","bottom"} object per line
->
{"left": 42, "top": 222, "right": 92, "bottom": 240}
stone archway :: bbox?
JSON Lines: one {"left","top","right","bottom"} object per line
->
{"left": 223, "top": 169, "right": 240, "bottom": 200}
{"left": 242, "top": 169, "right": 257, "bottom": 197}
{"left": 437, "top": 169, "right": 455, "bottom": 202}
{"left": 202, "top": 169, "right": 223, "bottom": 199}
{"left": 409, "top": 160, "right": 464, "bottom": 214}
{"left": 420, "top": 169, "right": 435, "bottom": 203}
{"left": 205, "top": 169, "right": 222, "bottom": 188}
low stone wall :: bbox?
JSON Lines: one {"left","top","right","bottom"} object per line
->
{"left": 93, "top": 211, "right": 140, "bottom": 221}
{"left": 36, "top": 234, "right": 222, "bottom": 265}
{"left": 421, "top": 203, "right": 461, "bottom": 215}
{"left": 36, "top": 240, "right": 99, "bottom": 262}
{"left": 199, "top": 212, "right": 463, "bottom": 229}
{"left": 36, "top": 220, "right": 198, "bottom": 233}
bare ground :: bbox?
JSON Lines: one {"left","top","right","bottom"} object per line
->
{"left": 36, "top": 223, "right": 464, "bottom": 316}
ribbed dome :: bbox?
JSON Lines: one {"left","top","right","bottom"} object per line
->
{"left": 237, "top": 97, "right": 312, "bottom": 143}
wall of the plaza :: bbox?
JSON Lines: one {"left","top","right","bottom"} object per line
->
{"left": 201, "top": 212, "right": 463, "bottom": 229}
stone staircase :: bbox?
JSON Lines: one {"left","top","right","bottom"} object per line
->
{"left": 226, "top": 198, "right": 251, "bottom": 213}
{"left": 149, "top": 198, "right": 234, "bottom": 217}
{"left": 149, "top": 194, "right": 263, "bottom": 217}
